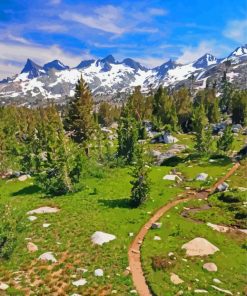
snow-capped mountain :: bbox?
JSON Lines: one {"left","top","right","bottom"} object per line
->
{"left": 0, "top": 45, "right": 246, "bottom": 106}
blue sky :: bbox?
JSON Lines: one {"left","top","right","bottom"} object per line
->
{"left": 0, "top": 0, "right": 246, "bottom": 78}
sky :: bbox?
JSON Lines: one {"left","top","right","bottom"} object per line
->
{"left": 0, "top": 0, "right": 246, "bottom": 79}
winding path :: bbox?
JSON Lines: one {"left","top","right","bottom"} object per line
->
{"left": 128, "top": 162, "right": 240, "bottom": 296}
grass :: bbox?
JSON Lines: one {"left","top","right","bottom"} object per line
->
{"left": 0, "top": 166, "right": 182, "bottom": 295}
{"left": 141, "top": 160, "right": 247, "bottom": 296}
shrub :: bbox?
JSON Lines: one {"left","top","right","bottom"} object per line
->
{"left": 151, "top": 256, "right": 175, "bottom": 271}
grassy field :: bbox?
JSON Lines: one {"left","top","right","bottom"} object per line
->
{"left": 0, "top": 131, "right": 245, "bottom": 295}
{"left": 141, "top": 160, "right": 247, "bottom": 296}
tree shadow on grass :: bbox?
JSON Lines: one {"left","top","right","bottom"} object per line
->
{"left": 98, "top": 198, "right": 131, "bottom": 209}
{"left": 12, "top": 185, "right": 41, "bottom": 196}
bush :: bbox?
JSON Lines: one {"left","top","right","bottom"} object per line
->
{"left": 235, "top": 208, "right": 247, "bottom": 220}
{"left": 0, "top": 206, "right": 24, "bottom": 259}
{"left": 151, "top": 256, "right": 175, "bottom": 271}
{"left": 218, "top": 191, "right": 246, "bottom": 203}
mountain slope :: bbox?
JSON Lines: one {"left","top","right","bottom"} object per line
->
{"left": 0, "top": 45, "right": 246, "bottom": 106}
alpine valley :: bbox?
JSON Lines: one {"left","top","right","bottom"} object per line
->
{"left": 0, "top": 44, "right": 246, "bottom": 106}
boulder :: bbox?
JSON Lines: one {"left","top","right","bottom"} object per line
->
{"left": 27, "top": 215, "right": 37, "bottom": 221}
{"left": 18, "top": 174, "right": 30, "bottom": 181}
{"left": 151, "top": 222, "right": 162, "bottom": 229}
{"left": 196, "top": 173, "right": 208, "bottom": 181}
{"left": 91, "top": 231, "right": 116, "bottom": 245}
{"left": 182, "top": 237, "right": 219, "bottom": 256}
{"left": 217, "top": 182, "right": 229, "bottom": 192}
{"left": 27, "top": 242, "right": 38, "bottom": 253}
{"left": 163, "top": 174, "right": 182, "bottom": 181}
{"left": 72, "top": 278, "right": 87, "bottom": 287}
{"left": 0, "top": 282, "right": 9, "bottom": 290}
{"left": 94, "top": 269, "right": 104, "bottom": 277}
{"left": 194, "top": 290, "right": 208, "bottom": 293}
{"left": 163, "top": 134, "right": 178, "bottom": 144}
{"left": 43, "top": 223, "right": 51, "bottom": 228}
{"left": 207, "top": 223, "right": 229, "bottom": 233}
{"left": 203, "top": 262, "right": 217, "bottom": 272}
{"left": 154, "top": 236, "right": 161, "bottom": 241}
{"left": 39, "top": 252, "right": 57, "bottom": 263}
{"left": 27, "top": 206, "right": 60, "bottom": 215}
{"left": 170, "top": 273, "right": 184, "bottom": 285}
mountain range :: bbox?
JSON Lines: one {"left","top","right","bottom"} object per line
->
{"left": 0, "top": 44, "right": 246, "bottom": 106}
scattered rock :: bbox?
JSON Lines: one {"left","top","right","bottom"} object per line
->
{"left": 18, "top": 174, "right": 30, "bottom": 181}
{"left": 129, "top": 232, "right": 134, "bottom": 237}
{"left": 130, "top": 290, "right": 137, "bottom": 294}
{"left": 77, "top": 268, "right": 88, "bottom": 273}
{"left": 196, "top": 173, "right": 208, "bottom": 181}
{"left": 27, "top": 242, "right": 38, "bottom": 253}
{"left": 213, "top": 278, "right": 222, "bottom": 284}
{"left": 203, "top": 262, "right": 217, "bottom": 272}
{"left": 112, "top": 290, "right": 117, "bottom": 294}
{"left": 91, "top": 231, "right": 116, "bottom": 245}
{"left": 38, "top": 252, "right": 57, "bottom": 263}
{"left": 194, "top": 289, "right": 208, "bottom": 293}
{"left": 211, "top": 285, "right": 232, "bottom": 295}
{"left": 72, "top": 278, "right": 87, "bottom": 287}
{"left": 43, "top": 223, "right": 51, "bottom": 228}
{"left": 0, "top": 282, "right": 9, "bottom": 290}
{"left": 207, "top": 222, "right": 229, "bottom": 233}
{"left": 163, "top": 174, "right": 182, "bottom": 181}
{"left": 182, "top": 237, "right": 219, "bottom": 256}
{"left": 94, "top": 269, "right": 104, "bottom": 277}
{"left": 154, "top": 236, "right": 161, "bottom": 240}
{"left": 151, "top": 222, "right": 162, "bottom": 229}
{"left": 27, "top": 206, "right": 60, "bottom": 215}
{"left": 170, "top": 273, "right": 184, "bottom": 285}
{"left": 168, "top": 252, "right": 174, "bottom": 257}
{"left": 27, "top": 215, "right": 37, "bottom": 221}
{"left": 217, "top": 182, "right": 229, "bottom": 192}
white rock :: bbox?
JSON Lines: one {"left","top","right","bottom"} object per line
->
{"left": 182, "top": 237, "right": 219, "bottom": 256}
{"left": 130, "top": 290, "right": 137, "bottom": 294}
{"left": 217, "top": 182, "right": 229, "bottom": 192}
{"left": 163, "top": 134, "right": 179, "bottom": 144}
{"left": 27, "top": 206, "right": 59, "bottom": 215}
{"left": 39, "top": 252, "right": 57, "bottom": 263}
{"left": 163, "top": 174, "right": 182, "bottom": 181}
{"left": 154, "top": 236, "right": 161, "bottom": 241}
{"left": 43, "top": 223, "right": 51, "bottom": 228}
{"left": 213, "top": 278, "right": 222, "bottom": 284}
{"left": 0, "top": 282, "right": 9, "bottom": 290}
{"left": 129, "top": 232, "right": 134, "bottom": 237}
{"left": 72, "top": 278, "right": 87, "bottom": 287}
{"left": 203, "top": 262, "right": 217, "bottom": 272}
{"left": 27, "top": 242, "right": 38, "bottom": 252}
{"left": 170, "top": 273, "right": 184, "bottom": 285}
{"left": 71, "top": 294, "right": 82, "bottom": 296}
{"left": 168, "top": 252, "right": 174, "bottom": 257}
{"left": 196, "top": 173, "right": 208, "bottom": 181}
{"left": 207, "top": 223, "right": 229, "bottom": 233}
{"left": 77, "top": 268, "right": 88, "bottom": 273}
{"left": 91, "top": 231, "right": 116, "bottom": 246}
{"left": 28, "top": 216, "right": 37, "bottom": 221}
{"left": 211, "top": 285, "right": 232, "bottom": 295}
{"left": 112, "top": 290, "right": 117, "bottom": 294}
{"left": 94, "top": 269, "right": 104, "bottom": 277}
{"left": 18, "top": 174, "right": 30, "bottom": 181}
{"left": 194, "top": 289, "right": 208, "bottom": 293}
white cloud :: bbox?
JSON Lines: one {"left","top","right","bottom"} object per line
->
{"left": 6, "top": 33, "right": 31, "bottom": 45}
{"left": 149, "top": 8, "right": 168, "bottom": 16}
{"left": 223, "top": 19, "right": 247, "bottom": 43}
{"left": 177, "top": 41, "right": 231, "bottom": 64}
{"left": 38, "top": 24, "right": 67, "bottom": 33}
{"left": 135, "top": 56, "right": 168, "bottom": 68}
{"left": 0, "top": 42, "right": 93, "bottom": 79}
{"left": 49, "top": 0, "right": 61, "bottom": 5}
{"left": 60, "top": 5, "right": 126, "bottom": 35}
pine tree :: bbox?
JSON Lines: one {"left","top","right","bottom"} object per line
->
{"left": 192, "top": 104, "right": 212, "bottom": 154}
{"left": 130, "top": 145, "right": 150, "bottom": 207}
{"left": 232, "top": 90, "right": 247, "bottom": 125}
{"left": 36, "top": 105, "right": 73, "bottom": 196}
{"left": 117, "top": 105, "right": 138, "bottom": 164}
{"left": 65, "top": 76, "right": 95, "bottom": 145}
{"left": 217, "top": 125, "right": 234, "bottom": 153}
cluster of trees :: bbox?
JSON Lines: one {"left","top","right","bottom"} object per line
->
{"left": 0, "top": 74, "right": 246, "bottom": 207}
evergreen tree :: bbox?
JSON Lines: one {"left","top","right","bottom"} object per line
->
{"left": 192, "top": 104, "right": 212, "bottom": 154}
{"left": 65, "top": 76, "right": 95, "bottom": 145}
{"left": 217, "top": 125, "right": 234, "bottom": 153}
{"left": 130, "top": 145, "right": 150, "bottom": 207}
{"left": 231, "top": 90, "right": 247, "bottom": 125}
{"left": 117, "top": 105, "right": 138, "bottom": 164}
{"left": 36, "top": 105, "right": 73, "bottom": 196}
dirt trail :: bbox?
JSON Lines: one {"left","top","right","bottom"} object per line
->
{"left": 128, "top": 162, "right": 240, "bottom": 296}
